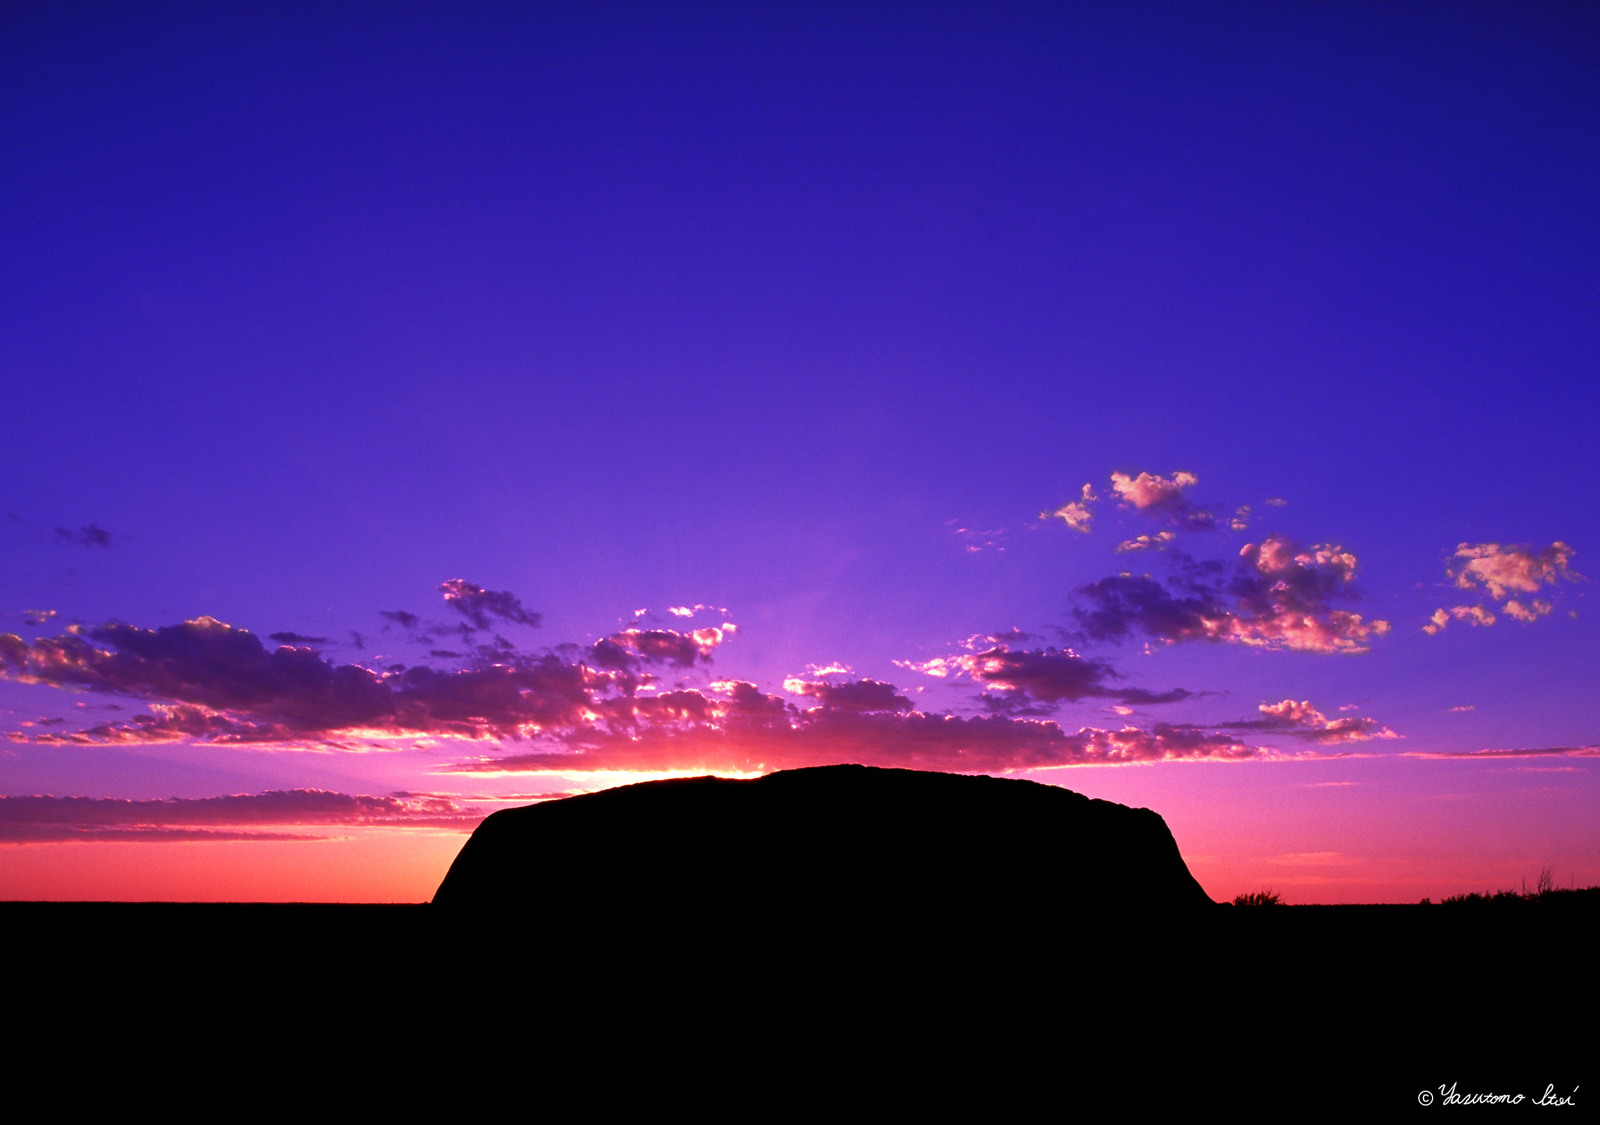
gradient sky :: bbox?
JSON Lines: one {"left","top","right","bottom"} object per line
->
{"left": 4, "top": 2, "right": 1597, "bottom": 903}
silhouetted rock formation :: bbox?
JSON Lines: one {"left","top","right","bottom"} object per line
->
{"left": 434, "top": 765, "right": 1213, "bottom": 935}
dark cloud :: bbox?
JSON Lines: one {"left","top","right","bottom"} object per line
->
{"left": 380, "top": 610, "right": 420, "bottom": 630}
{"left": 54, "top": 524, "right": 115, "bottom": 548}
{"left": 900, "top": 645, "right": 1192, "bottom": 712}
{"left": 788, "top": 678, "right": 915, "bottom": 713}
{"left": 440, "top": 580, "right": 541, "bottom": 630}
{"left": 1075, "top": 536, "right": 1389, "bottom": 653}
{"left": 593, "top": 627, "right": 723, "bottom": 669}
{"left": 0, "top": 617, "right": 606, "bottom": 744}
{"left": 269, "top": 632, "right": 330, "bottom": 646}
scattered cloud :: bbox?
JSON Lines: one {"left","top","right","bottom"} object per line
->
{"left": 1109, "top": 471, "right": 1213, "bottom": 530}
{"left": 1448, "top": 542, "right": 1578, "bottom": 601}
{"left": 439, "top": 579, "right": 541, "bottom": 630}
{"left": 1422, "top": 605, "right": 1496, "bottom": 635}
{"left": 1215, "top": 699, "right": 1398, "bottom": 743}
{"left": 1116, "top": 531, "right": 1177, "bottom": 553}
{"left": 1040, "top": 483, "right": 1098, "bottom": 533}
{"left": 0, "top": 616, "right": 603, "bottom": 745}
{"left": 54, "top": 524, "right": 115, "bottom": 549}
{"left": 897, "top": 642, "right": 1191, "bottom": 712}
{"left": 20, "top": 610, "right": 57, "bottom": 626}
{"left": 1076, "top": 535, "right": 1388, "bottom": 653}
{"left": 1503, "top": 599, "right": 1553, "bottom": 623}
{"left": 592, "top": 624, "right": 730, "bottom": 669}
{"left": 784, "top": 677, "right": 914, "bottom": 712}
{"left": 1424, "top": 542, "right": 1576, "bottom": 634}
{"left": 1448, "top": 705, "right": 1475, "bottom": 713}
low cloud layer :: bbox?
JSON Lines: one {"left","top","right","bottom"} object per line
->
{"left": 451, "top": 708, "right": 1267, "bottom": 775}
{"left": 0, "top": 600, "right": 1279, "bottom": 775}
{"left": 0, "top": 789, "right": 483, "bottom": 844}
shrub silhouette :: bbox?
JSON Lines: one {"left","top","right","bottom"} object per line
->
{"left": 1233, "top": 889, "right": 1281, "bottom": 906}
{"left": 1440, "top": 867, "right": 1600, "bottom": 907}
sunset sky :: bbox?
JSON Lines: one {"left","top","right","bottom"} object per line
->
{"left": 3, "top": 2, "right": 1597, "bottom": 903}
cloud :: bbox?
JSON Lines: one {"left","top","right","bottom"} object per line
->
{"left": 0, "top": 616, "right": 604, "bottom": 745}
{"left": 0, "top": 789, "right": 484, "bottom": 844}
{"left": 1075, "top": 535, "right": 1389, "bottom": 653}
{"left": 897, "top": 643, "right": 1191, "bottom": 712}
{"left": 380, "top": 610, "right": 420, "bottom": 630}
{"left": 20, "top": 610, "right": 57, "bottom": 626}
{"left": 1040, "top": 483, "right": 1098, "bottom": 533}
{"left": 1448, "top": 542, "right": 1578, "bottom": 601}
{"left": 1215, "top": 700, "right": 1398, "bottom": 744}
{"left": 54, "top": 524, "right": 115, "bottom": 549}
{"left": 1502, "top": 599, "right": 1553, "bottom": 623}
{"left": 0, "top": 598, "right": 1321, "bottom": 779}
{"left": 450, "top": 706, "right": 1268, "bottom": 776}
{"left": 1422, "top": 605, "right": 1496, "bottom": 635}
{"left": 1109, "top": 471, "right": 1213, "bottom": 530}
{"left": 439, "top": 580, "right": 542, "bottom": 630}
{"left": 1423, "top": 543, "right": 1575, "bottom": 633}
{"left": 1116, "top": 532, "right": 1176, "bottom": 553}
{"left": 784, "top": 677, "right": 915, "bottom": 713}
{"left": 1404, "top": 746, "right": 1600, "bottom": 759}
{"left": 591, "top": 625, "right": 730, "bottom": 670}
{"left": 269, "top": 631, "right": 331, "bottom": 646}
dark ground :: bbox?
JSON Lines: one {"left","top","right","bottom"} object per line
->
{"left": 6, "top": 900, "right": 1590, "bottom": 1111}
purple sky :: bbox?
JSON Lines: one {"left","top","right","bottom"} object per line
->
{"left": 3, "top": 2, "right": 1597, "bottom": 902}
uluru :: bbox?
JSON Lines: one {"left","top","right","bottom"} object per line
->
{"left": 433, "top": 765, "right": 1215, "bottom": 934}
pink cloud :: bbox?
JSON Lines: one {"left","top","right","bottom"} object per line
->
{"left": 1116, "top": 532, "right": 1176, "bottom": 553}
{"left": 1040, "top": 483, "right": 1098, "bottom": 533}
{"left": 1448, "top": 542, "right": 1578, "bottom": 600}
{"left": 1110, "top": 470, "right": 1197, "bottom": 510}
{"left": 1422, "top": 605, "right": 1496, "bottom": 635}
{"left": 1238, "top": 700, "right": 1398, "bottom": 743}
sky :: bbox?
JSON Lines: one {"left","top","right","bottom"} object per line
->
{"left": 3, "top": 1, "right": 1597, "bottom": 903}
